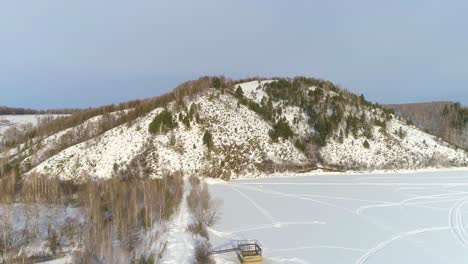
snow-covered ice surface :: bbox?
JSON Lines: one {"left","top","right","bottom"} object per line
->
{"left": 208, "top": 169, "right": 468, "bottom": 264}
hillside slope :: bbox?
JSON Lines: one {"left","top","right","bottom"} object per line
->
{"left": 2, "top": 77, "right": 467, "bottom": 180}
{"left": 385, "top": 102, "right": 467, "bottom": 149}
{"left": 25, "top": 89, "right": 307, "bottom": 180}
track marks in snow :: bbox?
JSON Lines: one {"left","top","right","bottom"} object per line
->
{"left": 356, "top": 191, "right": 468, "bottom": 215}
{"left": 355, "top": 226, "right": 450, "bottom": 264}
{"left": 270, "top": 245, "right": 367, "bottom": 253}
{"left": 448, "top": 197, "right": 468, "bottom": 248}
{"left": 229, "top": 185, "right": 276, "bottom": 223}
{"left": 208, "top": 221, "right": 326, "bottom": 238}
{"left": 237, "top": 182, "right": 468, "bottom": 187}
{"left": 266, "top": 257, "right": 309, "bottom": 264}
{"left": 232, "top": 183, "right": 358, "bottom": 215}
{"left": 160, "top": 177, "right": 195, "bottom": 264}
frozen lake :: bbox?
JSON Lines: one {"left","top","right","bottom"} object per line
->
{"left": 208, "top": 169, "right": 468, "bottom": 264}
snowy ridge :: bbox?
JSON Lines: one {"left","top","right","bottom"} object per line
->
{"left": 30, "top": 109, "right": 156, "bottom": 179}
{"left": 26, "top": 89, "right": 307, "bottom": 180}
{"left": 321, "top": 117, "right": 467, "bottom": 169}
{"left": 3, "top": 78, "right": 465, "bottom": 180}
{"left": 16, "top": 111, "right": 126, "bottom": 168}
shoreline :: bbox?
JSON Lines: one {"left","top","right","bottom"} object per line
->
{"left": 204, "top": 166, "right": 468, "bottom": 184}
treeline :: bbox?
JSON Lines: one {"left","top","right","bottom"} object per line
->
{"left": 385, "top": 102, "right": 467, "bottom": 149}
{"left": 0, "top": 106, "right": 78, "bottom": 115}
{"left": 0, "top": 167, "right": 184, "bottom": 263}
{"left": 187, "top": 176, "right": 220, "bottom": 264}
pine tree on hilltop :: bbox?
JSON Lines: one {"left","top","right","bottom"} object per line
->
{"left": 203, "top": 130, "right": 213, "bottom": 150}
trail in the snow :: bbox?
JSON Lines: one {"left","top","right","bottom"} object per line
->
{"left": 160, "top": 176, "right": 195, "bottom": 264}
{"left": 229, "top": 185, "right": 277, "bottom": 223}
{"left": 356, "top": 192, "right": 468, "bottom": 215}
{"left": 230, "top": 182, "right": 402, "bottom": 243}
{"left": 269, "top": 245, "right": 367, "bottom": 253}
{"left": 237, "top": 182, "right": 468, "bottom": 187}
{"left": 232, "top": 183, "right": 357, "bottom": 215}
{"left": 211, "top": 171, "right": 468, "bottom": 264}
{"left": 354, "top": 226, "right": 450, "bottom": 264}
{"left": 448, "top": 197, "right": 468, "bottom": 248}
{"left": 208, "top": 221, "right": 326, "bottom": 237}
{"left": 355, "top": 175, "right": 468, "bottom": 180}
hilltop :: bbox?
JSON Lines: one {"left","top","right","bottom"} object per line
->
{"left": 1, "top": 76, "right": 466, "bottom": 180}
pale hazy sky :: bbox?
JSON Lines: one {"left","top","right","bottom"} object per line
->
{"left": 1, "top": 0, "right": 467, "bottom": 109}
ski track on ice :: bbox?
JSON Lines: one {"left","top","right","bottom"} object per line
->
{"left": 448, "top": 197, "right": 468, "bottom": 248}
{"left": 355, "top": 175, "right": 468, "bottom": 181}
{"left": 232, "top": 183, "right": 357, "bottom": 215}
{"left": 355, "top": 193, "right": 468, "bottom": 264}
{"left": 270, "top": 245, "right": 367, "bottom": 253}
{"left": 238, "top": 182, "right": 468, "bottom": 187}
{"left": 355, "top": 226, "right": 450, "bottom": 264}
{"left": 214, "top": 173, "right": 468, "bottom": 264}
{"left": 266, "top": 257, "right": 309, "bottom": 264}
{"left": 208, "top": 221, "right": 326, "bottom": 237}
{"left": 356, "top": 191, "right": 468, "bottom": 215}
{"left": 229, "top": 185, "right": 276, "bottom": 224}
{"left": 229, "top": 182, "right": 404, "bottom": 242}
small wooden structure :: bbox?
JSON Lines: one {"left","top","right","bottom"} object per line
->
{"left": 208, "top": 240, "right": 263, "bottom": 263}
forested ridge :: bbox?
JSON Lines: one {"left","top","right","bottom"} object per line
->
{"left": 385, "top": 102, "right": 467, "bottom": 149}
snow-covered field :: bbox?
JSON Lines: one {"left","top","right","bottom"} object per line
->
{"left": 208, "top": 169, "right": 468, "bottom": 264}
{"left": 0, "top": 115, "right": 38, "bottom": 141}
{"left": 0, "top": 114, "right": 66, "bottom": 142}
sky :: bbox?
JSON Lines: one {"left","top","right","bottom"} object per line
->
{"left": 0, "top": 0, "right": 467, "bottom": 109}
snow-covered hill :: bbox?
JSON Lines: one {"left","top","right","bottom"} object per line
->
{"left": 322, "top": 117, "right": 467, "bottom": 169}
{"left": 2, "top": 77, "right": 467, "bottom": 180}
{"left": 23, "top": 90, "right": 306, "bottom": 180}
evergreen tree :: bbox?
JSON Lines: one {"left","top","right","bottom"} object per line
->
{"left": 398, "top": 127, "right": 406, "bottom": 139}
{"left": 363, "top": 139, "right": 370, "bottom": 149}
{"left": 235, "top": 86, "right": 244, "bottom": 98}
{"left": 212, "top": 77, "right": 222, "bottom": 89}
{"left": 148, "top": 110, "right": 177, "bottom": 134}
{"left": 203, "top": 130, "right": 214, "bottom": 149}
{"left": 269, "top": 117, "right": 294, "bottom": 142}
{"left": 338, "top": 129, "right": 344, "bottom": 143}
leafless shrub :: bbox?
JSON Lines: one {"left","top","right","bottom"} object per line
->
{"left": 186, "top": 176, "right": 221, "bottom": 264}
{"left": 79, "top": 172, "right": 183, "bottom": 263}
{"left": 187, "top": 178, "right": 222, "bottom": 236}
{"left": 194, "top": 241, "right": 215, "bottom": 264}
